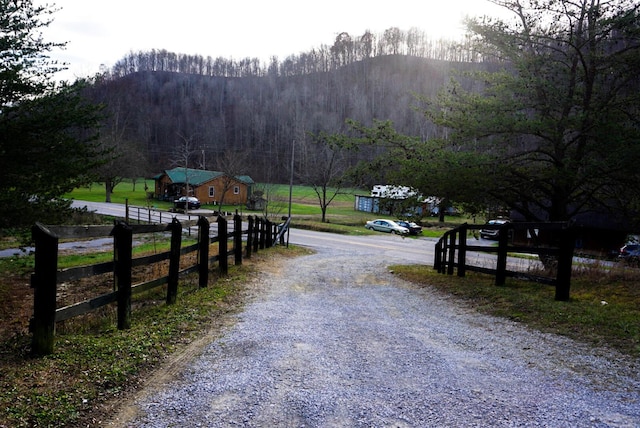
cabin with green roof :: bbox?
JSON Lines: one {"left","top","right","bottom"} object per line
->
{"left": 153, "top": 167, "right": 254, "bottom": 206}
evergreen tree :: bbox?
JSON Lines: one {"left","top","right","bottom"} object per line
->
{"left": 0, "top": 0, "right": 105, "bottom": 228}
{"left": 426, "top": 0, "right": 640, "bottom": 223}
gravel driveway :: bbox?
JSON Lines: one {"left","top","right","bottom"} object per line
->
{"left": 112, "top": 245, "right": 640, "bottom": 427}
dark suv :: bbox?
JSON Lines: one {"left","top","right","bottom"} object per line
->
{"left": 396, "top": 220, "right": 422, "bottom": 235}
{"left": 174, "top": 196, "right": 201, "bottom": 209}
{"left": 480, "top": 219, "right": 510, "bottom": 240}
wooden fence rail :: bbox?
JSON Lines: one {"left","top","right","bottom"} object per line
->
{"left": 30, "top": 214, "right": 283, "bottom": 355}
{"left": 434, "top": 222, "right": 575, "bottom": 302}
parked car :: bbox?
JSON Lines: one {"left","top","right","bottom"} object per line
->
{"left": 396, "top": 220, "right": 422, "bottom": 235}
{"left": 365, "top": 219, "right": 409, "bottom": 235}
{"left": 430, "top": 206, "right": 459, "bottom": 217}
{"left": 480, "top": 219, "right": 510, "bottom": 240}
{"left": 619, "top": 243, "right": 640, "bottom": 264}
{"left": 174, "top": 196, "right": 201, "bottom": 209}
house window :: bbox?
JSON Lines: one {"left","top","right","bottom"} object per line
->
{"left": 233, "top": 186, "right": 240, "bottom": 195}
{"left": 209, "top": 186, "right": 215, "bottom": 198}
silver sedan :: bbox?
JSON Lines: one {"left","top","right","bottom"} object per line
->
{"left": 365, "top": 219, "right": 410, "bottom": 235}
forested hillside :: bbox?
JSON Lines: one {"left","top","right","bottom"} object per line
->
{"left": 86, "top": 53, "right": 483, "bottom": 184}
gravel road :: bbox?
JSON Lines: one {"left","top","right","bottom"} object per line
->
{"left": 112, "top": 245, "right": 640, "bottom": 427}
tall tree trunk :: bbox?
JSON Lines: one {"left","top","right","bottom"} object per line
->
{"left": 105, "top": 179, "right": 115, "bottom": 203}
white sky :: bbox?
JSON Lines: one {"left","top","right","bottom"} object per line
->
{"left": 37, "top": 0, "right": 509, "bottom": 81}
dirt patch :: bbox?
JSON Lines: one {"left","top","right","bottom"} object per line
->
{"left": 0, "top": 272, "right": 33, "bottom": 345}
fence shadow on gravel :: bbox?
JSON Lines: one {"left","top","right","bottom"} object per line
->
{"left": 30, "top": 214, "right": 290, "bottom": 355}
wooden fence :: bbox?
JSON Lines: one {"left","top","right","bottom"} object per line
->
{"left": 434, "top": 222, "right": 575, "bottom": 301}
{"left": 30, "top": 214, "right": 283, "bottom": 355}
{"left": 122, "top": 200, "right": 237, "bottom": 226}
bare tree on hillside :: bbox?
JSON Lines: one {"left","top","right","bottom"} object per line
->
{"left": 95, "top": 104, "right": 148, "bottom": 203}
{"left": 171, "top": 132, "right": 201, "bottom": 212}
{"left": 214, "top": 149, "right": 250, "bottom": 209}
{"left": 297, "top": 132, "right": 350, "bottom": 223}
{"left": 252, "top": 183, "right": 287, "bottom": 221}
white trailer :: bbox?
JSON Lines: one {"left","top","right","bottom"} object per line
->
{"left": 370, "top": 185, "right": 417, "bottom": 199}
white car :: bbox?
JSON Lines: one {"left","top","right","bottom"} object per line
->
{"left": 365, "top": 219, "right": 409, "bottom": 235}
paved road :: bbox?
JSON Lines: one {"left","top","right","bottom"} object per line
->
{"left": 71, "top": 200, "right": 204, "bottom": 224}
{"left": 68, "top": 201, "right": 523, "bottom": 271}
{"left": 2, "top": 201, "right": 535, "bottom": 275}
{"left": 0, "top": 202, "right": 206, "bottom": 258}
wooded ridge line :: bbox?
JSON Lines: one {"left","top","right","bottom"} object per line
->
{"left": 85, "top": 54, "right": 486, "bottom": 184}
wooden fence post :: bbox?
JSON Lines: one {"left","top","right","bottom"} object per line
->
{"left": 218, "top": 216, "right": 228, "bottom": 275}
{"left": 234, "top": 212, "right": 243, "bottom": 266}
{"left": 495, "top": 224, "right": 509, "bottom": 286}
{"left": 458, "top": 223, "right": 467, "bottom": 277}
{"left": 113, "top": 222, "right": 133, "bottom": 330}
{"left": 266, "top": 219, "right": 273, "bottom": 248}
{"left": 197, "top": 216, "right": 210, "bottom": 288}
{"left": 434, "top": 239, "right": 442, "bottom": 271}
{"left": 30, "top": 223, "right": 59, "bottom": 355}
{"left": 259, "top": 218, "right": 266, "bottom": 249}
{"left": 447, "top": 228, "right": 456, "bottom": 275}
{"left": 246, "top": 216, "right": 254, "bottom": 259}
{"left": 555, "top": 225, "right": 575, "bottom": 301}
{"left": 167, "top": 218, "right": 182, "bottom": 304}
{"left": 440, "top": 234, "right": 449, "bottom": 274}
{"left": 253, "top": 217, "right": 261, "bottom": 253}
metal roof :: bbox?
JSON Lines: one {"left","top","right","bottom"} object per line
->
{"left": 160, "top": 167, "right": 253, "bottom": 186}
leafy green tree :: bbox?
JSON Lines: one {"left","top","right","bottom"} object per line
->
{"left": 350, "top": 1, "right": 640, "bottom": 225}
{"left": 424, "top": 0, "right": 640, "bottom": 223}
{"left": 346, "top": 119, "right": 494, "bottom": 222}
{"left": 0, "top": 0, "right": 105, "bottom": 228}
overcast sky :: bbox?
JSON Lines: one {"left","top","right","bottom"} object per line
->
{"left": 37, "top": 0, "right": 509, "bottom": 81}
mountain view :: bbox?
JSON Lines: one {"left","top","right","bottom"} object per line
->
{"left": 84, "top": 29, "right": 486, "bottom": 184}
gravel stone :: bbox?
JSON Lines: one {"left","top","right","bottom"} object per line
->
{"left": 116, "top": 246, "right": 640, "bottom": 427}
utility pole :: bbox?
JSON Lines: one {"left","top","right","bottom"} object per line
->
{"left": 287, "top": 140, "right": 294, "bottom": 247}
{"left": 288, "top": 140, "right": 294, "bottom": 219}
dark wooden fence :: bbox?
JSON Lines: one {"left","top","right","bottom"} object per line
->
{"left": 434, "top": 222, "right": 575, "bottom": 301}
{"left": 30, "top": 214, "right": 284, "bottom": 355}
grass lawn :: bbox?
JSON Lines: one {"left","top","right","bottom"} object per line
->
{"left": 391, "top": 264, "right": 640, "bottom": 358}
{"left": 64, "top": 180, "right": 470, "bottom": 237}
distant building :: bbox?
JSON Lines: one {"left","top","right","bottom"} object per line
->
{"left": 153, "top": 167, "right": 254, "bottom": 206}
{"left": 370, "top": 185, "right": 417, "bottom": 199}
{"left": 355, "top": 185, "right": 422, "bottom": 216}
{"left": 355, "top": 184, "right": 460, "bottom": 218}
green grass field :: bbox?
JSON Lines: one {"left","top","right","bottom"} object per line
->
{"left": 65, "top": 180, "right": 468, "bottom": 236}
